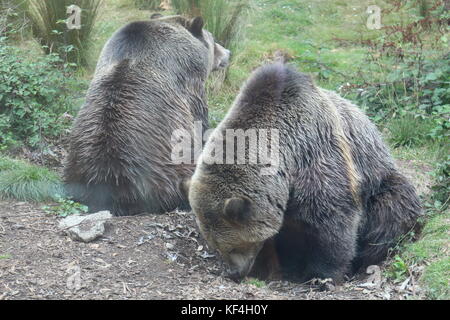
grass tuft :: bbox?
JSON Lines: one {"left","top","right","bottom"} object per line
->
{"left": 170, "top": 0, "right": 250, "bottom": 52}
{"left": 27, "top": 0, "right": 102, "bottom": 66}
{"left": 0, "top": 157, "right": 63, "bottom": 202}
{"left": 387, "top": 115, "right": 434, "bottom": 148}
{"left": 395, "top": 209, "right": 450, "bottom": 299}
{"left": 0, "top": 156, "right": 22, "bottom": 171}
{"left": 133, "top": 0, "right": 162, "bottom": 10}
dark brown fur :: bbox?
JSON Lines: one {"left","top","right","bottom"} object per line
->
{"left": 64, "top": 16, "right": 230, "bottom": 216}
{"left": 188, "top": 62, "right": 422, "bottom": 282}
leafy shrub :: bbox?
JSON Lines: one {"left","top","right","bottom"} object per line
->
{"left": 351, "top": 1, "right": 449, "bottom": 147}
{"left": 43, "top": 196, "right": 88, "bottom": 217}
{"left": 430, "top": 155, "right": 450, "bottom": 210}
{"left": 0, "top": 36, "right": 83, "bottom": 149}
{"left": 27, "top": 0, "right": 102, "bottom": 66}
{"left": 0, "top": 157, "right": 63, "bottom": 202}
{"left": 386, "top": 255, "right": 409, "bottom": 282}
{"left": 356, "top": 47, "right": 449, "bottom": 126}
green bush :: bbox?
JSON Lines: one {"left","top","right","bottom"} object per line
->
{"left": 352, "top": 1, "right": 449, "bottom": 148}
{"left": 0, "top": 157, "right": 63, "bottom": 202}
{"left": 27, "top": 0, "right": 102, "bottom": 66}
{"left": 356, "top": 49, "right": 449, "bottom": 126}
{"left": 0, "top": 36, "right": 83, "bottom": 149}
{"left": 43, "top": 196, "right": 88, "bottom": 217}
{"left": 386, "top": 255, "right": 409, "bottom": 282}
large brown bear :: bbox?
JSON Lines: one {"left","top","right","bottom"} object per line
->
{"left": 186, "top": 62, "right": 422, "bottom": 283}
{"left": 64, "top": 15, "right": 230, "bottom": 216}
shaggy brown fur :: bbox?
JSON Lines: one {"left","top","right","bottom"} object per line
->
{"left": 64, "top": 15, "right": 230, "bottom": 216}
{"left": 187, "top": 62, "right": 422, "bottom": 283}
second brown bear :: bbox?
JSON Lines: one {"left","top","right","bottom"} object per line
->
{"left": 187, "top": 62, "right": 422, "bottom": 283}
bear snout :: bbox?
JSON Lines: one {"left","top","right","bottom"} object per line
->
{"left": 214, "top": 43, "right": 231, "bottom": 70}
{"left": 226, "top": 268, "right": 245, "bottom": 283}
{"left": 220, "top": 49, "right": 231, "bottom": 68}
{"left": 224, "top": 253, "right": 255, "bottom": 283}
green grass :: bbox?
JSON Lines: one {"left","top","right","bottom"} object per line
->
{"left": 391, "top": 143, "right": 447, "bottom": 167}
{"left": 245, "top": 277, "right": 266, "bottom": 288}
{"left": 171, "top": 0, "right": 250, "bottom": 52}
{"left": 0, "top": 156, "right": 23, "bottom": 171}
{"left": 132, "top": 0, "right": 162, "bottom": 10}
{"left": 389, "top": 138, "right": 448, "bottom": 299}
{"left": 0, "top": 156, "right": 63, "bottom": 202}
{"left": 0, "top": 253, "right": 11, "bottom": 259}
{"left": 400, "top": 210, "right": 450, "bottom": 299}
{"left": 387, "top": 115, "right": 435, "bottom": 148}
{"left": 27, "top": 0, "right": 102, "bottom": 67}
{"left": 203, "top": 0, "right": 393, "bottom": 124}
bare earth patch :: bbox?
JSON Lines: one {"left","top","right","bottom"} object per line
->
{"left": 0, "top": 160, "right": 430, "bottom": 300}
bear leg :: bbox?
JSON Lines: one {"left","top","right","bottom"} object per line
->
{"left": 275, "top": 215, "right": 358, "bottom": 284}
{"left": 354, "top": 172, "right": 422, "bottom": 271}
{"left": 299, "top": 220, "right": 357, "bottom": 284}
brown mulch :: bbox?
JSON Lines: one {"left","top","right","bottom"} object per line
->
{"left": 0, "top": 156, "right": 430, "bottom": 300}
{"left": 0, "top": 200, "right": 425, "bottom": 300}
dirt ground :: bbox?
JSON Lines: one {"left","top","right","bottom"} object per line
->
{"left": 0, "top": 160, "right": 432, "bottom": 300}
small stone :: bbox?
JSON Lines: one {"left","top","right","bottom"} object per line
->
{"left": 58, "top": 211, "right": 112, "bottom": 243}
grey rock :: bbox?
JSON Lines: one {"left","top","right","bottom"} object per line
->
{"left": 58, "top": 211, "right": 112, "bottom": 243}
{"left": 165, "top": 243, "right": 175, "bottom": 250}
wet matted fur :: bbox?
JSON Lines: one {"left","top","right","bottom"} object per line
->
{"left": 187, "top": 62, "right": 422, "bottom": 282}
{"left": 64, "top": 16, "right": 230, "bottom": 216}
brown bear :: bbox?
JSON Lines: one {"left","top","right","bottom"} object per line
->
{"left": 186, "top": 62, "right": 422, "bottom": 283}
{"left": 64, "top": 15, "right": 230, "bottom": 216}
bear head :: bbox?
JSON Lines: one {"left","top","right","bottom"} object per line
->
{"left": 150, "top": 14, "right": 231, "bottom": 74}
{"left": 184, "top": 171, "right": 283, "bottom": 282}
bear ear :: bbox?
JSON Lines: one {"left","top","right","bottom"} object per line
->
{"left": 150, "top": 13, "right": 163, "bottom": 19}
{"left": 224, "top": 196, "right": 254, "bottom": 225}
{"left": 188, "top": 16, "right": 204, "bottom": 37}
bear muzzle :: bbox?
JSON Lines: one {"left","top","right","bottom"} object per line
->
{"left": 226, "top": 266, "right": 248, "bottom": 283}
{"left": 219, "top": 49, "right": 231, "bottom": 68}
{"left": 224, "top": 253, "right": 256, "bottom": 283}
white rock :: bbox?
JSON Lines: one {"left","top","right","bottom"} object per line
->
{"left": 58, "top": 211, "right": 112, "bottom": 243}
